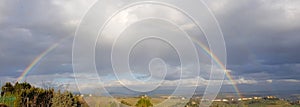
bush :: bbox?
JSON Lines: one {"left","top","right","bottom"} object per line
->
{"left": 135, "top": 96, "right": 153, "bottom": 107}
{"left": 121, "top": 100, "right": 132, "bottom": 106}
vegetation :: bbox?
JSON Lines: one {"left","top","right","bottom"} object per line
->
{"left": 0, "top": 82, "right": 82, "bottom": 107}
{"left": 52, "top": 90, "right": 76, "bottom": 107}
{"left": 1, "top": 82, "right": 300, "bottom": 107}
{"left": 0, "top": 103, "right": 8, "bottom": 107}
{"left": 184, "top": 97, "right": 300, "bottom": 107}
{"left": 135, "top": 95, "right": 153, "bottom": 107}
{"left": 121, "top": 100, "right": 132, "bottom": 106}
{"left": 0, "top": 95, "right": 14, "bottom": 107}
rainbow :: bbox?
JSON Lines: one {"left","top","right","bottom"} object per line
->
{"left": 192, "top": 39, "right": 242, "bottom": 98}
{"left": 16, "top": 36, "right": 72, "bottom": 82}
{"left": 16, "top": 35, "right": 241, "bottom": 98}
{"left": 16, "top": 43, "right": 59, "bottom": 82}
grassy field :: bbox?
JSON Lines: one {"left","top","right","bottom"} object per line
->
{"left": 116, "top": 97, "right": 188, "bottom": 106}
{"left": 210, "top": 99, "right": 300, "bottom": 107}
{"left": 82, "top": 96, "right": 189, "bottom": 107}
{"left": 81, "top": 96, "right": 300, "bottom": 107}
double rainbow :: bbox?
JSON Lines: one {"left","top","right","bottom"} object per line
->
{"left": 16, "top": 36, "right": 242, "bottom": 98}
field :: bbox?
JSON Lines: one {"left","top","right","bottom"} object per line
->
{"left": 81, "top": 96, "right": 189, "bottom": 107}
{"left": 81, "top": 96, "right": 300, "bottom": 107}
{"left": 210, "top": 99, "right": 300, "bottom": 107}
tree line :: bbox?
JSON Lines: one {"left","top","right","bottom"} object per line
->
{"left": 0, "top": 82, "right": 84, "bottom": 107}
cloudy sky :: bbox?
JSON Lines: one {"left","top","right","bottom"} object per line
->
{"left": 0, "top": 0, "right": 300, "bottom": 94}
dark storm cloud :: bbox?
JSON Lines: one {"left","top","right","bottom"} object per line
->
{"left": 0, "top": 0, "right": 299, "bottom": 87}
{"left": 204, "top": 0, "right": 300, "bottom": 80}
{"left": 0, "top": 0, "right": 90, "bottom": 78}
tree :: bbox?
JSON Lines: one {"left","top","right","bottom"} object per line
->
{"left": 135, "top": 95, "right": 153, "bottom": 107}
{"left": 13, "top": 82, "right": 31, "bottom": 95}
{"left": 51, "top": 90, "right": 75, "bottom": 107}
{"left": 1, "top": 82, "right": 77, "bottom": 107}
{"left": 1, "top": 82, "right": 14, "bottom": 96}
{"left": 34, "top": 88, "right": 54, "bottom": 107}
{"left": 12, "top": 83, "right": 53, "bottom": 107}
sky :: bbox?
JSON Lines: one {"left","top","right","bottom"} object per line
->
{"left": 0, "top": 0, "right": 300, "bottom": 95}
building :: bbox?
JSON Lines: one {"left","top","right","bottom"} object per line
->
{"left": 238, "top": 97, "right": 253, "bottom": 101}
{"left": 253, "top": 96, "right": 262, "bottom": 100}
{"left": 212, "top": 99, "right": 229, "bottom": 102}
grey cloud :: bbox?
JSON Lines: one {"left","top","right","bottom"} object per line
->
{"left": 0, "top": 0, "right": 299, "bottom": 93}
{"left": 0, "top": 0, "right": 92, "bottom": 79}
{"left": 204, "top": 0, "right": 300, "bottom": 80}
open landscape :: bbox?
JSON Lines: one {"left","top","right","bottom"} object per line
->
{"left": 1, "top": 82, "right": 300, "bottom": 107}
{"left": 1, "top": 0, "right": 300, "bottom": 107}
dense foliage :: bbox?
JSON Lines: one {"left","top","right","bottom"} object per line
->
{"left": 0, "top": 82, "right": 81, "bottom": 107}
{"left": 135, "top": 96, "right": 153, "bottom": 107}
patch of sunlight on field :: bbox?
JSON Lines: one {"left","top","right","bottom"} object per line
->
{"left": 83, "top": 96, "right": 116, "bottom": 107}
{"left": 116, "top": 97, "right": 188, "bottom": 107}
